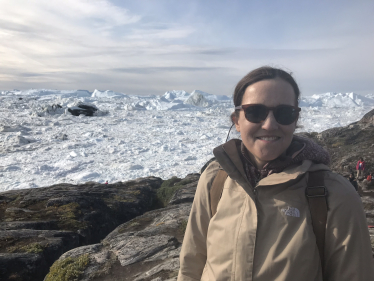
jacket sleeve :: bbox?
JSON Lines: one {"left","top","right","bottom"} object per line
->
{"left": 177, "top": 161, "right": 219, "bottom": 281}
{"left": 324, "top": 173, "right": 374, "bottom": 280}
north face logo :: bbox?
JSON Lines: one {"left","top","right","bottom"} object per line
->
{"left": 281, "top": 206, "right": 300, "bottom": 218}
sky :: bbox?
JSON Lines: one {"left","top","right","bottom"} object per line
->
{"left": 0, "top": 0, "right": 373, "bottom": 97}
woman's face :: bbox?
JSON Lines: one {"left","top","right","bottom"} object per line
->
{"left": 234, "top": 78, "right": 297, "bottom": 169}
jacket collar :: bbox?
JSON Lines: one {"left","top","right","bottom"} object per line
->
{"left": 213, "top": 139, "right": 253, "bottom": 194}
{"left": 213, "top": 139, "right": 330, "bottom": 189}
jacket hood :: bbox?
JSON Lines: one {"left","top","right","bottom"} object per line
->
{"left": 213, "top": 139, "right": 251, "bottom": 190}
{"left": 213, "top": 136, "right": 330, "bottom": 189}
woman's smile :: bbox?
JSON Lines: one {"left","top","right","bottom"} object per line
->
{"left": 256, "top": 136, "right": 281, "bottom": 142}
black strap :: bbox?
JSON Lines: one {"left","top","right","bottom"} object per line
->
{"left": 306, "top": 171, "right": 328, "bottom": 278}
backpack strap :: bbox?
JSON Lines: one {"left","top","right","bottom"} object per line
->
{"left": 306, "top": 171, "right": 328, "bottom": 277}
{"left": 210, "top": 169, "right": 228, "bottom": 216}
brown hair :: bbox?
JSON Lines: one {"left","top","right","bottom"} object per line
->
{"left": 231, "top": 66, "right": 300, "bottom": 121}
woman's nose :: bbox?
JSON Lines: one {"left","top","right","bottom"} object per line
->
{"left": 261, "top": 111, "right": 279, "bottom": 130}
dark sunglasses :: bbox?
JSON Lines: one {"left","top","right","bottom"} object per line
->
{"left": 235, "top": 104, "right": 301, "bottom": 125}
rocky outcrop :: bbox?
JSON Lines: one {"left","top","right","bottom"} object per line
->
{"left": 67, "top": 103, "right": 98, "bottom": 116}
{"left": 0, "top": 177, "right": 162, "bottom": 281}
{"left": 362, "top": 180, "right": 374, "bottom": 191}
{"left": 43, "top": 174, "right": 200, "bottom": 281}
{"left": 300, "top": 108, "right": 374, "bottom": 177}
{"left": 361, "top": 194, "right": 374, "bottom": 257}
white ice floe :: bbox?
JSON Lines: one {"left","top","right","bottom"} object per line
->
{"left": 300, "top": 92, "right": 374, "bottom": 108}
{"left": 184, "top": 91, "right": 212, "bottom": 107}
{"left": 91, "top": 89, "right": 128, "bottom": 99}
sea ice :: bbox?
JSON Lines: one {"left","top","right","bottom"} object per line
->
{"left": 0, "top": 89, "right": 373, "bottom": 191}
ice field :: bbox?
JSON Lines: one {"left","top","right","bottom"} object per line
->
{"left": 1, "top": 89, "right": 374, "bottom": 191}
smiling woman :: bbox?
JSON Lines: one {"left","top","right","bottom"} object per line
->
{"left": 178, "top": 66, "right": 374, "bottom": 281}
{"left": 233, "top": 77, "right": 300, "bottom": 169}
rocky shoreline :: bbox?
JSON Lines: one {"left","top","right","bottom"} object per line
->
{"left": 0, "top": 109, "right": 374, "bottom": 281}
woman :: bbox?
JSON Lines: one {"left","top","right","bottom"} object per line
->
{"left": 356, "top": 157, "right": 365, "bottom": 179}
{"left": 178, "top": 67, "right": 374, "bottom": 281}
{"left": 348, "top": 172, "right": 358, "bottom": 191}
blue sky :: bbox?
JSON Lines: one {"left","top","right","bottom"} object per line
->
{"left": 0, "top": 0, "right": 373, "bottom": 96}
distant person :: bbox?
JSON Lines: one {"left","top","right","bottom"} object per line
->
{"left": 178, "top": 66, "right": 374, "bottom": 280}
{"left": 356, "top": 157, "right": 365, "bottom": 179}
{"left": 105, "top": 180, "right": 108, "bottom": 184}
{"left": 348, "top": 172, "right": 358, "bottom": 191}
{"left": 367, "top": 173, "right": 372, "bottom": 182}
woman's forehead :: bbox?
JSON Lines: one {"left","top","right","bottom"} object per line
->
{"left": 242, "top": 78, "right": 296, "bottom": 105}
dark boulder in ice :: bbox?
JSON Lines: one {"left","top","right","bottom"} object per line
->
{"left": 67, "top": 103, "right": 98, "bottom": 116}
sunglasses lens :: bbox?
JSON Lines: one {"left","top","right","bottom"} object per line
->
{"left": 242, "top": 104, "right": 299, "bottom": 125}
{"left": 244, "top": 105, "right": 268, "bottom": 123}
{"left": 274, "top": 106, "right": 298, "bottom": 125}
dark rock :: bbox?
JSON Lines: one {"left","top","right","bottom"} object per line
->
{"left": 54, "top": 133, "right": 68, "bottom": 140}
{"left": 169, "top": 175, "right": 199, "bottom": 205}
{"left": 44, "top": 175, "right": 199, "bottom": 281}
{"left": 154, "top": 174, "right": 200, "bottom": 208}
{"left": 361, "top": 180, "right": 374, "bottom": 191}
{"left": 0, "top": 176, "right": 162, "bottom": 281}
{"left": 0, "top": 221, "right": 58, "bottom": 231}
{"left": 0, "top": 229, "right": 80, "bottom": 280}
{"left": 359, "top": 108, "right": 374, "bottom": 125}
{"left": 68, "top": 103, "right": 98, "bottom": 116}
{"left": 48, "top": 203, "right": 192, "bottom": 281}
{"left": 0, "top": 253, "right": 47, "bottom": 281}
{"left": 361, "top": 196, "right": 374, "bottom": 257}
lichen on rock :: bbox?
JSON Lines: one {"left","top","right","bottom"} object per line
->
{"left": 44, "top": 254, "right": 90, "bottom": 281}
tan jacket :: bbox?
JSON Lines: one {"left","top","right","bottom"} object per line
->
{"left": 178, "top": 140, "right": 374, "bottom": 281}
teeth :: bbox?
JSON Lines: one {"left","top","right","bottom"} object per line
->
{"left": 258, "top": 137, "right": 279, "bottom": 141}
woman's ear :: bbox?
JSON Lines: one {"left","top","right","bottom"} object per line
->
{"left": 231, "top": 112, "right": 241, "bottom": 132}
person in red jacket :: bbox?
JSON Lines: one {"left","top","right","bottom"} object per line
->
{"left": 367, "top": 173, "right": 372, "bottom": 182}
{"left": 356, "top": 157, "right": 365, "bottom": 179}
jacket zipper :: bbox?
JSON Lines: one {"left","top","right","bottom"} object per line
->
{"left": 250, "top": 180, "right": 260, "bottom": 280}
{"left": 253, "top": 179, "right": 260, "bottom": 198}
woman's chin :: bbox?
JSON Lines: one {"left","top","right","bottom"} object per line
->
{"left": 255, "top": 153, "right": 281, "bottom": 165}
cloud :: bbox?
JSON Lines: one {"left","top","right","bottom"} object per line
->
{"left": 0, "top": 0, "right": 140, "bottom": 32}
{"left": 0, "top": 0, "right": 199, "bottom": 74}
{"left": 111, "top": 66, "right": 228, "bottom": 74}
{"left": 0, "top": 1, "right": 373, "bottom": 97}
{"left": 19, "top": 72, "right": 44, "bottom": 77}
{"left": 127, "top": 26, "right": 195, "bottom": 40}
